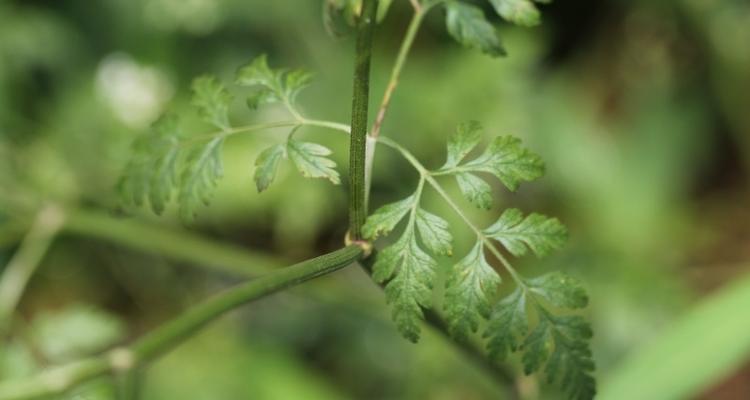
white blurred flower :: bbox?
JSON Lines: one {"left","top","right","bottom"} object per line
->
{"left": 95, "top": 52, "right": 173, "bottom": 129}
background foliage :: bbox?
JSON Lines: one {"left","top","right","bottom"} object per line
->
{"left": 1, "top": 0, "right": 749, "bottom": 398}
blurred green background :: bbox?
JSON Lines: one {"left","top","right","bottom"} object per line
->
{"left": 1, "top": 0, "right": 749, "bottom": 399}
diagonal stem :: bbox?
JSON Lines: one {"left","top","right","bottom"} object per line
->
{"left": 0, "top": 205, "right": 65, "bottom": 333}
{"left": 0, "top": 245, "right": 364, "bottom": 400}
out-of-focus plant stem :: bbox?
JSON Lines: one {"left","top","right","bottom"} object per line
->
{"left": 0, "top": 204, "right": 64, "bottom": 333}
{"left": 0, "top": 246, "right": 363, "bottom": 400}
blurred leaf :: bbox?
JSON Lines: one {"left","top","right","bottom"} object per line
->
{"left": 31, "top": 304, "right": 125, "bottom": 362}
{"left": 600, "top": 271, "right": 750, "bottom": 400}
{"left": 528, "top": 272, "right": 588, "bottom": 309}
{"left": 489, "top": 0, "right": 541, "bottom": 27}
{"left": 178, "top": 136, "right": 225, "bottom": 222}
{"left": 323, "top": 0, "right": 361, "bottom": 37}
{"left": 444, "top": 1, "right": 506, "bottom": 57}
{"left": 191, "top": 75, "right": 232, "bottom": 131}
{"left": 522, "top": 312, "right": 595, "bottom": 399}
{"left": 235, "top": 55, "right": 311, "bottom": 111}
{"left": 117, "top": 114, "right": 181, "bottom": 215}
{"left": 484, "top": 208, "right": 567, "bottom": 257}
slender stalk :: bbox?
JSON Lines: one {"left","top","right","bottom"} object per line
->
{"left": 370, "top": 7, "right": 430, "bottom": 139}
{"left": 0, "top": 246, "right": 364, "bottom": 400}
{"left": 62, "top": 210, "right": 284, "bottom": 276}
{"left": 348, "top": 0, "right": 379, "bottom": 241}
{"left": 0, "top": 205, "right": 65, "bottom": 332}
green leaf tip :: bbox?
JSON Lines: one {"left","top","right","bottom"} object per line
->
{"left": 236, "top": 54, "right": 312, "bottom": 111}
{"left": 362, "top": 195, "right": 416, "bottom": 240}
{"left": 484, "top": 208, "right": 567, "bottom": 258}
{"left": 489, "top": 0, "right": 542, "bottom": 27}
{"left": 286, "top": 139, "right": 341, "bottom": 185}
{"left": 191, "top": 75, "right": 232, "bottom": 131}
{"left": 444, "top": 241, "right": 502, "bottom": 341}
{"left": 439, "top": 122, "right": 544, "bottom": 208}
{"left": 254, "top": 144, "right": 286, "bottom": 193}
{"left": 444, "top": 1, "right": 506, "bottom": 57}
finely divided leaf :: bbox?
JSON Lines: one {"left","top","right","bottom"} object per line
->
{"left": 462, "top": 135, "right": 544, "bottom": 191}
{"left": 489, "top": 0, "right": 541, "bottom": 27}
{"left": 484, "top": 286, "right": 528, "bottom": 360}
{"left": 445, "top": 241, "right": 502, "bottom": 340}
{"left": 178, "top": 137, "right": 225, "bottom": 222}
{"left": 117, "top": 114, "right": 181, "bottom": 215}
{"left": 235, "top": 55, "right": 311, "bottom": 110}
{"left": 363, "top": 195, "right": 416, "bottom": 240}
{"left": 456, "top": 172, "right": 493, "bottom": 209}
{"left": 443, "top": 120, "right": 483, "bottom": 170}
{"left": 191, "top": 75, "right": 232, "bottom": 130}
{"left": 522, "top": 310, "right": 596, "bottom": 400}
{"left": 286, "top": 139, "right": 340, "bottom": 184}
{"left": 484, "top": 208, "right": 567, "bottom": 257}
{"left": 254, "top": 144, "right": 286, "bottom": 193}
{"left": 528, "top": 272, "right": 588, "bottom": 309}
{"left": 439, "top": 123, "right": 543, "bottom": 207}
{"left": 373, "top": 228, "right": 438, "bottom": 342}
{"left": 445, "top": 1, "right": 506, "bottom": 57}
{"left": 415, "top": 208, "right": 453, "bottom": 256}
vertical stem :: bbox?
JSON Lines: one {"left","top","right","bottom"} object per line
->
{"left": 0, "top": 205, "right": 64, "bottom": 332}
{"left": 348, "top": 0, "right": 378, "bottom": 241}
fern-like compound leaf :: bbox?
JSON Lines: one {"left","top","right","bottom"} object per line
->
{"left": 483, "top": 286, "right": 528, "bottom": 360}
{"left": 528, "top": 272, "right": 588, "bottom": 309}
{"left": 444, "top": 1, "right": 506, "bottom": 57}
{"left": 286, "top": 139, "right": 340, "bottom": 185}
{"left": 253, "top": 144, "right": 286, "bottom": 193}
{"left": 442, "top": 120, "right": 483, "bottom": 170}
{"left": 455, "top": 172, "right": 493, "bottom": 209}
{"left": 488, "top": 0, "right": 542, "bottom": 27}
{"left": 235, "top": 55, "right": 311, "bottom": 111}
{"left": 362, "top": 195, "right": 416, "bottom": 240}
{"left": 462, "top": 135, "right": 545, "bottom": 191}
{"left": 191, "top": 75, "right": 232, "bottom": 131}
{"left": 373, "top": 226, "right": 437, "bottom": 342}
{"left": 415, "top": 208, "right": 453, "bottom": 256}
{"left": 522, "top": 311, "right": 596, "bottom": 400}
{"left": 485, "top": 274, "right": 595, "bottom": 399}
{"left": 177, "top": 137, "right": 225, "bottom": 222}
{"left": 484, "top": 208, "right": 567, "bottom": 257}
{"left": 117, "top": 114, "right": 181, "bottom": 215}
{"left": 438, "top": 123, "right": 544, "bottom": 207}
{"left": 444, "top": 241, "right": 502, "bottom": 340}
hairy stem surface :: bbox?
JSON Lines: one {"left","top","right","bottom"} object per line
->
{"left": 348, "top": 0, "right": 378, "bottom": 240}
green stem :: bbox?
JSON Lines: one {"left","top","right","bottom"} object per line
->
{"left": 370, "top": 7, "right": 430, "bottom": 139}
{"left": 62, "top": 210, "right": 284, "bottom": 276}
{"left": 0, "top": 246, "right": 364, "bottom": 400}
{"left": 348, "top": 0, "right": 378, "bottom": 241}
{"left": 0, "top": 205, "right": 65, "bottom": 332}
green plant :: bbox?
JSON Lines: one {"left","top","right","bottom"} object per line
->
{"left": 0, "top": 1, "right": 595, "bottom": 399}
